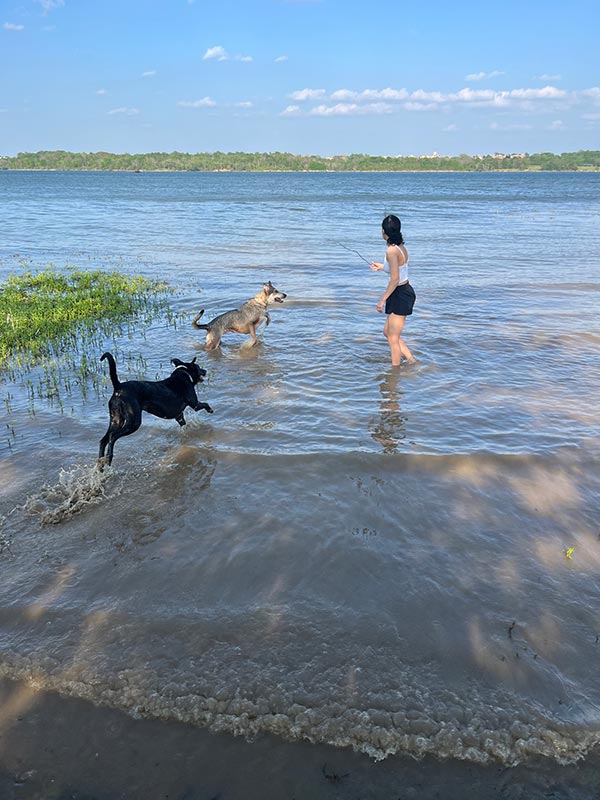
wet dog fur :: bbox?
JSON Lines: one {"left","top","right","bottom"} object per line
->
{"left": 192, "top": 281, "right": 287, "bottom": 350}
{"left": 98, "top": 352, "right": 213, "bottom": 467}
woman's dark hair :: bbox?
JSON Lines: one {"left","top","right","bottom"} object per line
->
{"left": 382, "top": 214, "right": 404, "bottom": 246}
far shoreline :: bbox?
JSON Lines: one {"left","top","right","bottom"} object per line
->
{"left": 3, "top": 149, "right": 597, "bottom": 174}
{"left": 1, "top": 168, "right": 598, "bottom": 174}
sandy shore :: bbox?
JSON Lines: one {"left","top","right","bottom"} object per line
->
{"left": 0, "top": 678, "right": 598, "bottom": 800}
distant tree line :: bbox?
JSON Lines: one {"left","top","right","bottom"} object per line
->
{"left": 1, "top": 150, "right": 599, "bottom": 172}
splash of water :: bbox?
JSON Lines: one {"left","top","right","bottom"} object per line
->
{"left": 23, "top": 463, "right": 115, "bottom": 525}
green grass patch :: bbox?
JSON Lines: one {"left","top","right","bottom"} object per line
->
{"left": 0, "top": 268, "right": 170, "bottom": 369}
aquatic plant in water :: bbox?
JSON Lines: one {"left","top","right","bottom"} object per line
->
{"left": 0, "top": 267, "right": 179, "bottom": 429}
{"left": 0, "top": 267, "right": 170, "bottom": 368}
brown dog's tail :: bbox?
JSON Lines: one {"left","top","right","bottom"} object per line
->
{"left": 100, "top": 352, "right": 120, "bottom": 390}
{"left": 192, "top": 310, "right": 209, "bottom": 330}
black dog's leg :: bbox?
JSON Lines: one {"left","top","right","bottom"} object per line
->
{"left": 100, "top": 401, "right": 142, "bottom": 467}
{"left": 98, "top": 426, "right": 119, "bottom": 470}
{"left": 99, "top": 428, "right": 111, "bottom": 461}
{"left": 185, "top": 386, "right": 213, "bottom": 415}
{"left": 105, "top": 418, "right": 140, "bottom": 465}
{"left": 175, "top": 413, "right": 186, "bottom": 427}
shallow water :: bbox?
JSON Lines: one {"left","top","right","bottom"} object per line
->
{"left": 1, "top": 171, "right": 599, "bottom": 790}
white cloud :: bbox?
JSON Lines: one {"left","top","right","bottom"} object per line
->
{"left": 96, "top": 88, "right": 108, "bottom": 95}
{"left": 309, "top": 103, "right": 358, "bottom": 116}
{"left": 330, "top": 87, "right": 409, "bottom": 102}
{"left": 508, "top": 86, "right": 566, "bottom": 100}
{"left": 580, "top": 87, "right": 600, "bottom": 101}
{"left": 536, "top": 74, "right": 561, "bottom": 82}
{"left": 142, "top": 70, "right": 157, "bottom": 77}
{"left": 177, "top": 97, "right": 216, "bottom": 107}
{"left": 3, "top": 22, "right": 24, "bottom": 30}
{"left": 235, "top": 101, "right": 253, "bottom": 107}
{"left": 309, "top": 102, "right": 394, "bottom": 116}
{"left": 548, "top": 119, "right": 564, "bottom": 129}
{"left": 465, "top": 70, "right": 505, "bottom": 82}
{"left": 328, "top": 89, "right": 354, "bottom": 101}
{"left": 403, "top": 102, "right": 440, "bottom": 111}
{"left": 280, "top": 105, "right": 301, "bottom": 116}
{"left": 37, "top": 0, "right": 64, "bottom": 13}
{"left": 108, "top": 107, "right": 140, "bottom": 115}
{"left": 289, "top": 88, "right": 326, "bottom": 101}
{"left": 410, "top": 89, "right": 446, "bottom": 103}
{"left": 275, "top": 55, "right": 288, "bottom": 62}
{"left": 203, "top": 45, "right": 228, "bottom": 61}
{"left": 490, "top": 122, "right": 532, "bottom": 130}
{"left": 450, "top": 88, "right": 498, "bottom": 106}
{"left": 203, "top": 45, "right": 252, "bottom": 62}
{"left": 443, "top": 124, "right": 458, "bottom": 131}
{"left": 282, "top": 84, "right": 600, "bottom": 117}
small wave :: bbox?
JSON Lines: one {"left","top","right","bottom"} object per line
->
{"left": 0, "top": 651, "right": 599, "bottom": 768}
{"left": 23, "top": 463, "right": 115, "bottom": 525}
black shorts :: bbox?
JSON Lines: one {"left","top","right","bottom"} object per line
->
{"left": 385, "top": 283, "right": 416, "bottom": 316}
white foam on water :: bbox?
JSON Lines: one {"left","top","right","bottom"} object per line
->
{"left": 22, "top": 463, "right": 116, "bottom": 525}
{"left": 0, "top": 635, "right": 599, "bottom": 768}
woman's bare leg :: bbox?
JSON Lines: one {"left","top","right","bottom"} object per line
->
{"left": 385, "top": 314, "right": 415, "bottom": 366}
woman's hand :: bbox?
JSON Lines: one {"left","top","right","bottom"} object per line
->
{"left": 376, "top": 300, "right": 385, "bottom": 313}
{"left": 370, "top": 262, "right": 383, "bottom": 271}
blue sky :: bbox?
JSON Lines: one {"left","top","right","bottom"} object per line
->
{"left": 1, "top": 0, "right": 599, "bottom": 156}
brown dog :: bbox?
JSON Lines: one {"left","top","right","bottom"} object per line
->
{"left": 192, "top": 282, "right": 287, "bottom": 349}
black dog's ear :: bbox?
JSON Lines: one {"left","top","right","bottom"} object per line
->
{"left": 171, "top": 358, "right": 184, "bottom": 367}
{"left": 191, "top": 356, "right": 197, "bottom": 363}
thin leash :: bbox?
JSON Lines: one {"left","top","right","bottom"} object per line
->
{"left": 338, "top": 242, "right": 371, "bottom": 265}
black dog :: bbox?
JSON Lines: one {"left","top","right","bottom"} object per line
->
{"left": 98, "top": 352, "right": 213, "bottom": 466}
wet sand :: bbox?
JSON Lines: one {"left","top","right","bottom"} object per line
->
{"left": 1, "top": 678, "right": 599, "bottom": 800}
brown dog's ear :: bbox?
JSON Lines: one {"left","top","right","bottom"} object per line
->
{"left": 171, "top": 358, "right": 183, "bottom": 367}
{"left": 264, "top": 281, "right": 274, "bottom": 293}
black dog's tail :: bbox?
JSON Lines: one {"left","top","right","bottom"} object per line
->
{"left": 192, "top": 310, "right": 209, "bottom": 330}
{"left": 100, "top": 352, "right": 120, "bottom": 390}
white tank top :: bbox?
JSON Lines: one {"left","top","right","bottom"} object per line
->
{"left": 383, "top": 245, "right": 409, "bottom": 285}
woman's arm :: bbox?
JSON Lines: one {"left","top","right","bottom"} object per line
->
{"left": 376, "top": 270, "right": 398, "bottom": 312}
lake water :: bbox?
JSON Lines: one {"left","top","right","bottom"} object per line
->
{"left": 0, "top": 170, "right": 599, "bottom": 797}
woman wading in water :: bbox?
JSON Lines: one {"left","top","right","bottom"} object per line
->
{"left": 370, "top": 214, "right": 416, "bottom": 366}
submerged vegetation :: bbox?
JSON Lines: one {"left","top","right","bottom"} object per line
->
{"left": 2, "top": 149, "right": 600, "bottom": 172}
{"left": 0, "top": 268, "right": 170, "bottom": 368}
{"left": 1, "top": 267, "right": 177, "bottom": 443}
